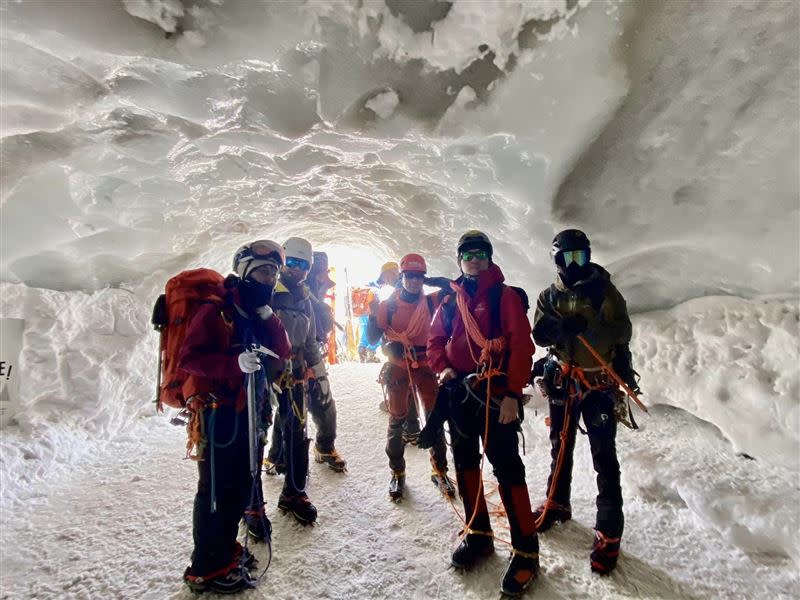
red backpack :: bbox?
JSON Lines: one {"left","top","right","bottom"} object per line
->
{"left": 151, "top": 269, "right": 226, "bottom": 412}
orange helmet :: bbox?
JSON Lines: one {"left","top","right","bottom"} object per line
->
{"left": 400, "top": 253, "right": 427, "bottom": 274}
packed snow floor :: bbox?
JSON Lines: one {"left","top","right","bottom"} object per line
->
{"left": 1, "top": 363, "right": 797, "bottom": 599}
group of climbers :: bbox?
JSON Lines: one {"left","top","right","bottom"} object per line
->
{"left": 162, "top": 237, "right": 347, "bottom": 593}
{"left": 159, "top": 227, "right": 640, "bottom": 596}
{"left": 367, "top": 229, "right": 639, "bottom": 594}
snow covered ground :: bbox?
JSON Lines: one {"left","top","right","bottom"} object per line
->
{"left": 1, "top": 0, "right": 799, "bottom": 598}
{"left": 0, "top": 363, "right": 797, "bottom": 599}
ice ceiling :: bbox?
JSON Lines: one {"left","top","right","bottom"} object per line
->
{"left": 1, "top": 0, "right": 798, "bottom": 313}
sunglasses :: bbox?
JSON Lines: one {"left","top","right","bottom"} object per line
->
{"left": 460, "top": 249, "right": 489, "bottom": 262}
{"left": 403, "top": 271, "right": 425, "bottom": 280}
{"left": 285, "top": 256, "right": 310, "bottom": 271}
{"left": 556, "top": 249, "right": 589, "bottom": 268}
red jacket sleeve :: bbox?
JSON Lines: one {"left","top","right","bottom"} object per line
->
{"left": 254, "top": 314, "right": 291, "bottom": 360}
{"left": 500, "top": 288, "right": 535, "bottom": 395}
{"left": 179, "top": 304, "right": 241, "bottom": 379}
{"left": 427, "top": 299, "right": 452, "bottom": 374}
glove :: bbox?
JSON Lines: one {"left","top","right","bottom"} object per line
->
{"left": 416, "top": 424, "right": 438, "bottom": 450}
{"left": 238, "top": 351, "right": 262, "bottom": 373}
{"left": 439, "top": 367, "right": 457, "bottom": 383}
{"left": 255, "top": 305, "right": 273, "bottom": 320}
{"left": 423, "top": 276, "right": 453, "bottom": 291}
{"left": 316, "top": 376, "right": 330, "bottom": 398}
{"left": 559, "top": 314, "right": 588, "bottom": 338}
{"left": 239, "top": 279, "right": 274, "bottom": 316}
{"left": 310, "top": 361, "right": 331, "bottom": 401}
{"left": 530, "top": 356, "right": 547, "bottom": 383}
{"left": 383, "top": 341, "right": 404, "bottom": 360}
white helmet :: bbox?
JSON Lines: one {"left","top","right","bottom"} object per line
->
{"left": 232, "top": 240, "right": 284, "bottom": 280}
{"left": 283, "top": 237, "right": 313, "bottom": 264}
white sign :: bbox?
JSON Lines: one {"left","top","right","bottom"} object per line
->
{"left": 0, "top": 319, "right": 24, "bottom": 429}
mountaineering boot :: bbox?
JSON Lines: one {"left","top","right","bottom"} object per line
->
{"left": 451, "top": 531, "right": 494, "bottom": 570}
{"left": 314, "top": 446, "right": 347, "bottom": 472}
{"left": 243, "top": 508, "right": 272, "bottom": 543}
{"left": 532, "top": 500, "right": 572, "bottom": 533}
{"left": 431, "top": 470, "right": 456, "bottom": 498}
{"left": 278, "top": 493, "right": 318, "bottom": 525}
{"left": 500, "top": 550, "right": 540, "bottom": 597}
{"left": 389, "top": 470, "right": 405, "bottom": 502}
{"left": 590, "top": 530, "right": 621, "bottom": 575}
{"left": 183, "top": 564, "right": 255, "bottom": 594}
{"left": 263, "top": 458, "right": 285, "bottom": 476}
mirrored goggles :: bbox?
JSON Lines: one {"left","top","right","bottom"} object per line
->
{"left": 460, "top": 249, "right": 489, "bottom": 262}
{"left": 285, "top": 256, "right": 311, "bottom": 271}
{"left": 556, "top": 249, "right": 589, "bottom": 268}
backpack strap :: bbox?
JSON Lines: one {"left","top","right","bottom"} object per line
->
{"left": 488, "top": 284, "right": 504, "bottom": 339}
{"left": 440, "top": 293, "right": 457, "bottom": 336}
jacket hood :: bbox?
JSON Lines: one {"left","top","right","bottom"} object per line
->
{"left": 454, "top": 263, "right": 505, "bottom": 296}
{"left": 276, "top": 280, "right": 310, "bottom": 299}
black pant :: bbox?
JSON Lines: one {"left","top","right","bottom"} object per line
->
{"left": 277, "top": 382, "right": 310, "bottom": 496}
{"left": 546, "top": 388, "right": 624, "bottom": 537}
{"left": 191, "top": 405, "right": 251, "bottom": 576}
{"left": 386, "top": 407, "right": 447, "bottom": 473}
{"left": 449, "top": 386, "right": 537, "bottom": 552}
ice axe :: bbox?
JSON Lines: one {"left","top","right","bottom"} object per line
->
{"left": 246, "top": 344, "right": 280, "bottom": 477}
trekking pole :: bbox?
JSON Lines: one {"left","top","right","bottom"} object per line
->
{"left": 154, "top": 334, "right": 163, "bottom": 409}
{"left": 247, "top": 370, "right": 258, "bottom": 477}
{"left": 575, "top": 335, "right": 648, "bottom": 413}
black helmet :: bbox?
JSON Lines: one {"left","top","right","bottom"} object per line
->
{"left": 457, "top": 230, "right": 493, "bottom": 258}
{"left": 551, "top": 229, "right": 590, "bottom": 256}
{"left": 551, "top": 229, "right": 592, "bottom": 284}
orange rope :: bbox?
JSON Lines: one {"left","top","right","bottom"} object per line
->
{"left": 534, "top": 389, "right": 573, "bottom": 530}
{"left": 438, "top": 286, "right": 515, "bottom": 548}
{"left": 184, "top": 397, "right": 207, "bottom": 461}
{"left": 576, "top": 335, "right": 648, "bottom": 413}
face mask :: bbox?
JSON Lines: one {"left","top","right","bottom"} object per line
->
{"left": 239, "top": 279, "right": 273, "bottom": 313}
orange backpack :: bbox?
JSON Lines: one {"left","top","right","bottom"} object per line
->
{"left": 152, "top": 269, "right": 226, "bottom": 412}
{"left": 351, "top": 287, "right": 375, "bottom": 317}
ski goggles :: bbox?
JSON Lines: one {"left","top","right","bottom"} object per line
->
{"left": 460, "top": 249, "right": 489, "bottom": 262}
{"left": 402, "top": 271, "right": 425, "bottom": 280}
{"left": 555, "top": 249, "right": 589, "bottom": 268}
{"left": 235, "top": 240, "right": 284, "bottom": 266}
{"left": 285, "top": 256, "right": 311, "bottom": 271}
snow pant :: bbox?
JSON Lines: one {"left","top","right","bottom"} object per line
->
{"left": 448, "top": 382, "right": 538, "bottom": 554}
{"left": 308, "top": 377, "right": 337, "bottom": 452}
{"left": 545, "top": 387, "right": 624, "bottom": 538}
{"left": 271, "top": 381, "right": 310, "bottom": 496}
{"left": 269, "top": 377, "right": 337, "bottom": 456}
{"left": 358, "top": 315, "right": 380, "bottom": 351}
{"left": 383, "top": 362, "right": 447, "bottom": 473}
{"left": 191, "top": 405, "right": 251, "bottom": 576}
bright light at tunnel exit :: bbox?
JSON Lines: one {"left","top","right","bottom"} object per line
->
{"left": 324, "top": 245, "right": 386, "bottom": 320}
